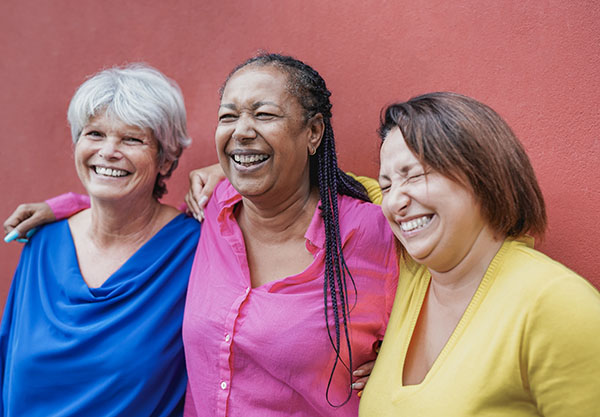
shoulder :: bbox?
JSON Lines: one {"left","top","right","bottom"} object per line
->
{"left": 26, "top": 219, "right": 70, "bottom": 246}
{"left": 494, "top": 239, "right": 600, "bottom": 333}
{"left": 337, "top": 194, "right": 393, "bottom": 245}
{"left": 213, "top": 179, "right": 238, "bottom": 203}
{"left": 161, "top": 213, "right": 201, "bottom": 241}
{"left": 204, "top": 179, "right": 239, "bottom": 217}
{"left": 499, "top": 239, "right": 597, "bottom": 298}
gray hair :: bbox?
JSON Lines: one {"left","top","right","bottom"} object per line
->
{"left": 67, "top": 63, "right": 191, "bottom": 199}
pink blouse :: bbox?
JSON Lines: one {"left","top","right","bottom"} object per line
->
{"left": 182, "top": 180, "right": 398, "bottom": 416}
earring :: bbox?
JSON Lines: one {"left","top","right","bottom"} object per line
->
{"left": 309, "top": 146, "right": 316, "bottom": 156}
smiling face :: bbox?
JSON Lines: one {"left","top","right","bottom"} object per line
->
{"left": 75, "top": 111, "right": 168, "bottom": 204}
{"left": 379, "top": 127, "right": 490, "bottom": 272}
{"left": 215, "top": 65, "right": 322, "bottom": 201}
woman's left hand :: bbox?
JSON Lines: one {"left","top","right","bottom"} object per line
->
{"left": 352, "top": 359, "right": 376, "bottom": 396}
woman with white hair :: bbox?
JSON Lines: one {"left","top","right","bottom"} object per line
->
{"left": 0, "top": 64, "right": 199, "bottom": 416}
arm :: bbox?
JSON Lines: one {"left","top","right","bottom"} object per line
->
{"left": 525, "top": 278, "right": 600, "bottom": 416}
{"left": 3, "top": 193, "right": 90, "bottom": 242}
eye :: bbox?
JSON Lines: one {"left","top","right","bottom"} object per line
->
{"left": 255, "top": 112, "right": 277, "bottom": 120}
{"left": 379, "top": 181, "right": 391, "bottom": 194}
{"left": 84, "top": 130, "right": 103, "bottom": 139}
{"left": 404, "top": 172, "right": 427, "bottom": 184}
{"left": 123, "top": 137, "right": 144, "bottom": 144}
{"left": 218, "top": 113, "right": 237, "bottom": 122}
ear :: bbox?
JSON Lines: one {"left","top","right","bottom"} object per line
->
{"left": 159, "top": 159, "right": 175, "bottom": 176}
{"left": 306, "top": 113, "right": 324, "bottom": 155}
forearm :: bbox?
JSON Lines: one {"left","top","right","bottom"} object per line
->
{"left": 46, "top": 192, "right": 90, "bottom": 220}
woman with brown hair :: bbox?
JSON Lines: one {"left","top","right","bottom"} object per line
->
{"left": 359, "top": 92, "right": 600, "bottom": 416}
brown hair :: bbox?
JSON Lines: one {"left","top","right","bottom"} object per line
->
{"left": 379, "top": 92, "right": 546, "bottom": 238}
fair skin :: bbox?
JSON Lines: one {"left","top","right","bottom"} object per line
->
{"left": 69, "top": 111, "right": 178, "bottom": 288}
{"left": 215, "top": 65, "right": 324, "bottom": 288}
{"left": 379, "top": 127, "right": 503, "bottom": 385}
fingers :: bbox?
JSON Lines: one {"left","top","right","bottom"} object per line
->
{"left": 186, "top": 163, "right": 225, "bottom": 222}
{"left": 351, "top": 376, "right": 369, "bottom": 391}
{"left": 6, "top": 227, "right": 38, "bottom": 243}
{"left": 4, "top": 204, "right": 30, "bottom": 234}
{"left": 3, "top": 202, "right": 54, "bottom": 243}
{"left": 353, "top": 360, "right": 376, "bottom": 377}
{"left": 187, "top": 171, "right": 205, "bottom": 221}
{"left": 351, "top": 359, "right": 376, "bottom": 397}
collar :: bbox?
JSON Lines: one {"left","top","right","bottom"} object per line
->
{"left": 214, "top": 180, "right": 326, "bottom": 251}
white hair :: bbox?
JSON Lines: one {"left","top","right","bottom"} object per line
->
{"left": 67, "top": 63, "right": 191, "bottom": 198}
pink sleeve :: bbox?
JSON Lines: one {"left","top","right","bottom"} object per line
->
{"left": 45, "top": 192, "right": 90, "bottom": 220}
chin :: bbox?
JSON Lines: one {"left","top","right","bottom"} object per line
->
{"left": 402, "top": 241, "right": 434, "bottom": 263}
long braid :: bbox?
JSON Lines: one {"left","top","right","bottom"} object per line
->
{"left": 225, "top": 53, "right": 369, "bottom": 406}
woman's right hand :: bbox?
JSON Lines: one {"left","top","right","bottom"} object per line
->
{"left": 184, "top": 163, "right": 225, "bottom": 222}
{"left": 3, "top": 202, "right": 55, "bottom": 243}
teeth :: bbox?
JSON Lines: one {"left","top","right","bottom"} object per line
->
{"left": 95, "top": 166, "right": 128, "bottom": 177}
{"left": 400, "top": 215, "right": 432, "bottom": 232}
{"left": 233, "top": 154, "right": 269, "bottom": 164}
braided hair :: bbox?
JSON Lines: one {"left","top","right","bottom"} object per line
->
{"left": 222, "top": 53, "right": 369, "bottom": 406}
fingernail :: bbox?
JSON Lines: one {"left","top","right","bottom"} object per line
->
{"left": 351, "top": 382, "right": 365, "bottom": 390}
{"left": 357, "top": 391, "right": 362, "bottom": 398}
{"left": 4, "top": 230, "right": 19, "bottom": 243}
{"left": 197, "top": 195, "right": 208, "bottom": 208}
{"left": 26, "top": 227, "right": 38, "bottom": 238}
{"left": 353, "top": 370, "right": 365, "bottom": 376}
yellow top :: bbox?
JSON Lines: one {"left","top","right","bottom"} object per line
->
{"left": 359, "top": 238, "right": 600, "bottom": 416}
{"left": 347, "top": 173, "right": 383, "bottom": 205}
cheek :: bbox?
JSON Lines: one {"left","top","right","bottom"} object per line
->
{"left": 214, "top": 127, "right": 229, "bottom": 151}
{"left": 380, "top": 197, "right": 397, "bottom": 228}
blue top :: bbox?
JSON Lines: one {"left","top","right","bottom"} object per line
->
{"left": 0, "top": 214, "right": 200, "bottom": 416}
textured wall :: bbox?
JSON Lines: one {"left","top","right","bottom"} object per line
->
{"left": 1, "top": 0, "right": 598, "bottom": 309}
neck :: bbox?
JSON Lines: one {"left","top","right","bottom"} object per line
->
{"left": 86, "top": 196, "right": 166, "bottom": 247}
{"left": 238, "top": 183, "right": 320, "bottom": 242}
{"left": 427, "top": 227, "right": 504, "bottom": 306}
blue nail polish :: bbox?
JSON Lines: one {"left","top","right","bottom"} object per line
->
{"left": 4, "top": 230, "right": 19, "bottom": 243}
{"left": 16, "top": 227, "right": 39, "bottom": 243}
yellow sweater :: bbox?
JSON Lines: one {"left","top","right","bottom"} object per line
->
{"left": 359, "top": 238, "right": 600, "bottom": 416}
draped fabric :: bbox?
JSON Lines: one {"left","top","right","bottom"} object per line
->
{"left": 1, "top": 214, "right": 200, "bottom": 417}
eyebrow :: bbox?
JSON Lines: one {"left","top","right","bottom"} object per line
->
{"left": 219, "top": 101, "right": 282, "bottom": 110}
{"left": 378, "top": 173, "right": 390, "bottom": 183}
{"left": 83, "top": 123, "right": 148, "bottom": 136}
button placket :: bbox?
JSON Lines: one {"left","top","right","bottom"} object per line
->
{"left": 216, "top": 286, "right": 253, "bottom": 416}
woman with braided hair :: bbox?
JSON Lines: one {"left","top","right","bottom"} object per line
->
{"left": 182, "top": 53, "right": 397, "bottom": 416}
{"left": 4, "top": 53, "right": 397, "bottom": 416}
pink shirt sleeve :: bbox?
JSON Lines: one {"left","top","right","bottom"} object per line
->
{"left": 45, "top": 192, "right": 90, "bottom": 220}
{"left": 46, "top": 193, "right": 189, "bottom": 220}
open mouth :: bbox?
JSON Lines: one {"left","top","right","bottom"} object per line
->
{"left": 231, "top": 154, "right": 270, "bottom": 167}
{"left": 400, "top": 215, "right": 433, "bottom": 232}
{"left": 93, "top": 166, "right": 130, "bottom": 177}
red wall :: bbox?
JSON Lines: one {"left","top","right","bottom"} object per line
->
{"left": 1, "top": 0, "right": 599, "bottom": 309}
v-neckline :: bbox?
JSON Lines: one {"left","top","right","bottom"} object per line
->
{"left": 398, "top": 243, "right": 507, "bottom": 388}
{"left": 66, "top": 213, "right": 185, "bottom": 293}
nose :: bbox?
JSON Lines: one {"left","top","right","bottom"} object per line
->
{"left": 383, "top": 183, "right": 410, "bottom": 217}
{"left": 232, "top": 114, "right": 257, "bottom": 141}
{"left": 98, "top": 137, "right": 122, "bottom": 159}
